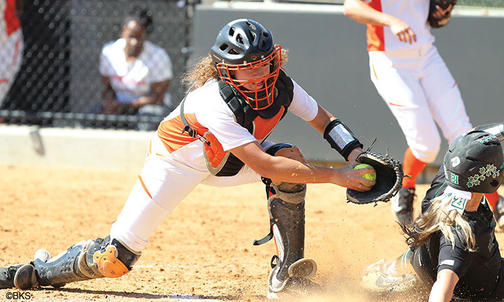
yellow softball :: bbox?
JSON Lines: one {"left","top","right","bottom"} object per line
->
{"left": 354, "top": 163, "right": 376, "bottom": 182}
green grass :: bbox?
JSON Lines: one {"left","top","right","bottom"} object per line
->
{"left": 458, "top": 0, "right": 504, "bottom": 7}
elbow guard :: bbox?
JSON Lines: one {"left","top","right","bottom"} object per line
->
{"left": 323, "top": 119, "right": 363, "bottom": 161}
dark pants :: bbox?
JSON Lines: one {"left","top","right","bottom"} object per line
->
{"left": 411, "top": 240, "right": 504, "bottom": 301}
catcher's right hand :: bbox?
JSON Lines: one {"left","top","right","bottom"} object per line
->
{"left": 346, "top": 151, "right": 403, "bottom": 205}
{"left": 428, "top": 0, "right": 457, "bottom": 28}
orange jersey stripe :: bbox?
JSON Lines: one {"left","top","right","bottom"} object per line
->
{"left": 366, "top": 0, "right": 385, "bottom": 51}
{"left": 253, "top": 107, "right": 284, "bottom": 140}
{"left": 157, "top": 114, "right": 208, "bottom": 153}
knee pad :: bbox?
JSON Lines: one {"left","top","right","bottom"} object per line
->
{"left": 265, "top": 143, "right": 296, "bottom": 157}
{"left": 262, "top": 143, "right": 307, "bottom": 202}
{"left": 265, "top": 143, "right": 306, "bottom": 163}
{"left": 86, "top": 237, "right": 141, "bottom": 278}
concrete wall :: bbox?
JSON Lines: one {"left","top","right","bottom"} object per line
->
{"left": 0, "top": 125, "right": 150, "bottom": 171}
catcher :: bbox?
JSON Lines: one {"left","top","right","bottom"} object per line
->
{"left": 361, "top": 125, "right": 504, "bottom": 301}
{"left": 0, "top": 19, "right": 401, "bottom": 298}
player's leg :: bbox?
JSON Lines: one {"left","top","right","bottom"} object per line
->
{"left": 369, "top": 51, "right": 441, "bottom": 225}
{"left": 204, "top": 142, "right": 318, "bottom": 297}
{"left": 255, "top": 143, "right": 318, "bottom": 298}
{"left": 109, "top": 146, "right": 208, "bottom": 252}
{"left": 12, "top": 236, "right": 141, "bottom": 289}
{"left": 8, "top": 136, "right": 208, "bottom": 289}
{"left": 361, "top": 249, "right": 418, "bottom": 292}
{"left": 419, "top": 46, "right": 504, "bottom": 223}
{"left": 420, "top": 46, "right": 472, "bottom": 145}
{"left": 362, "top": 236, "right": 440, "bottom": 293}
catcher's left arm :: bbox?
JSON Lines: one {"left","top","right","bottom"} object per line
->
{"left": 307, "top": 104, "right": 402, "bottom": 198}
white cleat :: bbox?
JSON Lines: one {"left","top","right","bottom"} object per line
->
{"left": 361, "top": 258, "right": 417, "bottom": 293}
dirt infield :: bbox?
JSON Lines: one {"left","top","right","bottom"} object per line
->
{"left": 0, "top": 165, "right": 502, "bottom": 301}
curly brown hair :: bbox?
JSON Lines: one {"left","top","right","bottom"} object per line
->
{"left": 182, "top": 48, "right": 289, "bottom": 92}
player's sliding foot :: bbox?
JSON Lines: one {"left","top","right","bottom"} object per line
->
{"left": 267, "top": 258, "right": 321, "bottom": 299}
{"left": 361, "top": 258, "right": 417, "bottom": 293}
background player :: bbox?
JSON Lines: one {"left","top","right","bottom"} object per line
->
{"left": 0, "top": 0, "right": 23, "bottom": 108}
{"left": 343, "top": 0, "right": 503, "bottom": 226}
{"left": 362, "top": 125, "right": 504, "bottom": 301}
{"left": 0, "top": 19, "right": 375, "bottom": 298}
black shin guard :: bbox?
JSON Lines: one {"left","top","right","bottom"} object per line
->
{"left": 33, "top": 237, "right": 108, "bottom": 287}
{"left": 255, "top": 180, "right": 316, "bottom": 293}
{"left": 23, "top": 236, "right": 140, "bottom": 288}
{"left": 269, "top": 183, "right": 307, "bottom": 282}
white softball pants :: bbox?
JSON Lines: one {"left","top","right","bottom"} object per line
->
{"left": 110, "top": 135, "right": 275, "bottom": 252}
{"left": 369, "top": 44, "right": 472, "bottom": 163}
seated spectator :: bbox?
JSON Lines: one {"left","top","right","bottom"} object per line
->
{"left": 98, "top": 8, "right": 173, "bottom": 130}
{"left": 0, "top": 0, "right": 23, "bottom": 108}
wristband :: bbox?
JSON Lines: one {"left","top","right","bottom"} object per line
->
{"left": 323, "top": 119, "right": 363, "bottom": 161}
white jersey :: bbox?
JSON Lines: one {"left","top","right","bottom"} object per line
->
{"left": 0, "top": 0, "right": 21, "bottom": 44}
{"left": 365, "top": 0, "right": 435, "bottom": 51}
{"left": 110, "top": 78, "right": 320, "bottom": 251}
{"left": 156, "top": 78, "right": 319, "bottom": 171}
{"left": 99, "top": 38, "right": 173, "bottom": 104}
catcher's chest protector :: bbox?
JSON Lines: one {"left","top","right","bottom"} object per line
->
{"left": 206, "top": 69, "right": 294, "bottom": 176}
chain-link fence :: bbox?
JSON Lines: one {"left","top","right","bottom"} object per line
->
{"left": 0, "top": 0, "right": 501, "bottom": 130}
{"left": 0, "top": 0, "right": 194, "bottom": 130}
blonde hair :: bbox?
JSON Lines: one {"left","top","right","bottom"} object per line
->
{"left": 182, "top": 48, "right": 289, "bottom": 92}
{"left": 402, "top": 196, "right": 476, "bottom": 252}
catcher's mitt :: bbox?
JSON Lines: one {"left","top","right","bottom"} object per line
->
{"left": 347, "top": 151, "right": 403, "bottom": 205}
{"left": 428, "top": 0, "right": 457, "bottom": 28}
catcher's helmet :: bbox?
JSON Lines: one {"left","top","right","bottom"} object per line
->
{"left": 210, "top": 19, "right": 274, "bottom": 65}
{"left": 210, "top": 19, "right": 282, "bottom": 110}
{"left": 443, "top": 130, "right": 504, "bottom": 193}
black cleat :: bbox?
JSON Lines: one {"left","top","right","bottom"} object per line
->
{"left": 13, "top": 264, "right": 39, "bottom": 290}
{"left": 392, "top": 187, "right": 416, "bottom": 226}
{"left": 0, "top": 265, "right": 23, "bottom": 289}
